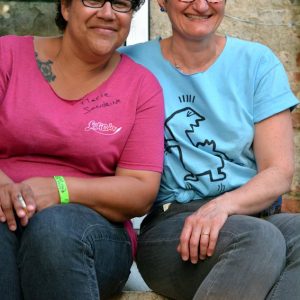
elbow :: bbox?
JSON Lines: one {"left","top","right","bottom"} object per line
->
{"left": 126, "top": 188, "right": 158, "bottom": 219}
{"left": 128, "top": 195, "right": 155, "bottom": 218}
{"left": 281, "top": 164, "right": 295, "bottom": 193}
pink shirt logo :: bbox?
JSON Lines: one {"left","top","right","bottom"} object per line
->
{"left": 85, "top": 120, "right": 122, "bottom": 135}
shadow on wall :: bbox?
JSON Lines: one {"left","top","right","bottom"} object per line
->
{"left": 0, "top": 1, "right": 59, "bottom": 36}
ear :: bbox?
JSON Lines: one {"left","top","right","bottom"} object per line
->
{"left": 157, "top": 0, "right": 167, "bottom": 12}
{"left": 61, "top": 0, "right": 70, "bottom": 22}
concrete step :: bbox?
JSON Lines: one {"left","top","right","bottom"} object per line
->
{"left": 111, "top": 291, "right": 168, "bottom": 300}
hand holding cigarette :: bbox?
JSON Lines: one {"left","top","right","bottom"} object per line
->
{"left": 17, "top": 193, "right": 28, "bottom": 213}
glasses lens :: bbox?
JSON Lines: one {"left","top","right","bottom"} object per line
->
{"left": 178, "top": 0, "right": 223, "bottom": 2}
{"left": 83, "top": 0, "right": 103, "bottom": 7}
{"left": 83, "top": 0, "right": 132, "bottom": 12}
{"left": 112, "top": 0, "right": 132, "bottom": 12}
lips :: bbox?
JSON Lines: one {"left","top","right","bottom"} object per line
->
{"left": 90, "top": 25, "right": 117, "bottom": 31}
{"left": 185, "top": 14, "right": 212, "bottom": 20}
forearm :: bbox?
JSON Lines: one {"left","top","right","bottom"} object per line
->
{"left": 66, "top": 174, "right": 160, "bottom": 222}
{"left": 218, "top": 165, "right": 293, "bottom": 216}
{"left": 0, "top": 170, "right": 14, "bottom": 185}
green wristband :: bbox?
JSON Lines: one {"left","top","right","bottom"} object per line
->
{"left": 54, "top": 176, "right": 69, "bottom": 204}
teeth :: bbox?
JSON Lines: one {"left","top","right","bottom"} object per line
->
{"left": 186, "top": 15, "right": 209, "bottom": 19}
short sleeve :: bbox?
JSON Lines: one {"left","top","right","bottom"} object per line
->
{"left": 253, "top": 46, "right": 299, "bottom": 123}
{"left": 118, "top": 72, "right": 165, "bottom": 173}
{"left": 0, "top": 36, "right": 12, "bottom": 105}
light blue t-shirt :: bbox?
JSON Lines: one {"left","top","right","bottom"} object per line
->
{"left": 120, "top": 36, "right": 299, "bottom": 206}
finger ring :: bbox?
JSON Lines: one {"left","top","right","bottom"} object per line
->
{"left": 17, "top": 194, "right": 27, "bottom": 209}
{"left": 202, "top": 233, "right": 210, "bottom": 235}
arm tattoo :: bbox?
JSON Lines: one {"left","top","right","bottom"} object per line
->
{"left": 35, "top": 52, "right": 56, "bottom": 82}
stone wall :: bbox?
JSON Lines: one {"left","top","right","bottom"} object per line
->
{"left": 0, "top": 0, "right": 300, "bottom": 210}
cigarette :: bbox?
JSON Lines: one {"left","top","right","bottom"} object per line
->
{"left": 17, "top": 194, "right": 27, "bottom": 210}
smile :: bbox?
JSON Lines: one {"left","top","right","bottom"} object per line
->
{"left": 185, "top": 14, "right": 211, "bottom": 20}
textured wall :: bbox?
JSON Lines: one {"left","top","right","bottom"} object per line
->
{"left": 0, "top": 0, "right": 299, "bottom": 210}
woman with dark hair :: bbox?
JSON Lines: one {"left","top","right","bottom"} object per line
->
{"left": 120, "top": 0, "right": 300, "bottom": 299}
{"left": 0, "top": 0, "right": 164, "bottom": 299}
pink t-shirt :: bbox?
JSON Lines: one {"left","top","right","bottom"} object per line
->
{"left": 0, "top": 35, "right": 165, "bottom": 256}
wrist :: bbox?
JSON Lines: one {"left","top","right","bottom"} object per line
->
{"left": 53, "top": 176, "right": 70, "bottom": 204}
{"left": 216, "top": 192, "right": 235, "bottom": 216}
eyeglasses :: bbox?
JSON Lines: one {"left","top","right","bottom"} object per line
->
{"left": 178, "top": 0, "right": 223, "bottom": 3}
{"left": 82, "top": 0, "right": 133, "bottom": 13}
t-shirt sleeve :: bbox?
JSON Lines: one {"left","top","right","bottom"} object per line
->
{"left": 0, "top": 36, "right": 13, "bottom": 105}
{"left": 118, "top": 71, "right": 165, "bottom": 173}
{"left": 253, "top": 46, "right": 299, "bottom": 123}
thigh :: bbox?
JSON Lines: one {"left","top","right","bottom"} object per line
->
{"left": 267, "top": 213, "right": 300, "bottom": 243}
{"left": 0, "top": 222, "right": 22, "bottom": 300}
{"left": 19, "top": 204, "right": 132, "bottom": 300}
{"left": 137, "top": 205, "right": 286, "bottom": 300}
{"left": 266, "top": 213, "right": 300, "bottom": 299}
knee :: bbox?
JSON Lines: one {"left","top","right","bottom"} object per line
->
{"left": 269, "top": 213, "right": 300, "bottom": 260}
{"left": 0, "top": 222, "right": 18, "bottom": 252}
{"left": 20, "top": 207, "right": 83, "bottom": 270}
{"left": 227, "top": 216, "right": 286, "bottom": 271}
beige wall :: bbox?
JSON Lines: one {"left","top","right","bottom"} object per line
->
{"left": 0, "top": 0, "right": 300, "bottom": 210}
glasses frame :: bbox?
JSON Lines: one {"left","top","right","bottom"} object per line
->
{"left": 178, "top": 0, "right": 223, "bottom": 3}
{"left": 82, "top": 0, "right": 133, "bottom": 13}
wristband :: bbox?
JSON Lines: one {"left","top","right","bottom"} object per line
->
{"left": 53, "top": 176, "right": 69, "bottom": 204}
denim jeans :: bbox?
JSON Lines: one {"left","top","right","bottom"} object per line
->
{"left": 0, "top": 204, "right": 133, "bottom": 300}
{"left": 136, "top": 201, "right": 300, "bottom": 300}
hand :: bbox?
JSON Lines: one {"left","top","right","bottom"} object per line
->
{"left": 22, "top": 177, "right": 60, "bottom": 211}
{"left": 0, "top": 183, "right": 36, "bottom": 231}
{"left": 177, "top": 199, "right": 229, "bottom": 264}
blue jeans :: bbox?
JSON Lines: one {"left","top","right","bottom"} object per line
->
{"left": 0, "top": 204, "right": 133, "bottom": 300}
{"left": 136, "top": 201, "right": 300, "bottom": 300}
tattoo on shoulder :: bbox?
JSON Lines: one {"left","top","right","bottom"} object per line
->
{"left": 35, "top": 52, "right": 56, "bottom": 82}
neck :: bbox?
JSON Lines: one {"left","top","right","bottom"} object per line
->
{"left": 163, "top": 34, "right": 225, "bottom": 74}
{"left": 37, "top": 36, "right": 120, "bottom": 100}
{"left": 55, "top": 36, "right": 118, "bottom": 79}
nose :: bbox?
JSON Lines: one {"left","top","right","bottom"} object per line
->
{"left": 192, "top": 0, "right": 209, "bottom": 10}
{"left": 96, "top": 1, "right": 115, "bottom": 19}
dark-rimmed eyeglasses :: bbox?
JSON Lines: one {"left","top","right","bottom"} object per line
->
{"left": 178, "top": 0, "right": 223, "bottom": 3}
{"left": 82, "top": 0, "right": 133, "bottom": 13}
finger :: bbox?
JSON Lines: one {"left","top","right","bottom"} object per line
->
{"left": 2, "top": 200, "right": 17, "bottom": 231}
{"left": 19, "top": 215, "right": 29, "bottom": 227}
{"left": 18, "top": 188, "right": 36, "bottom": 215}
{"left": 199, "top": 232, "right": 210, "bottom": 260}
{"left": 178, "top": 222, "right": 193, "bottom": 261}
{"left": 189, "top": 226, "right": 202, "bottom": 264}
{"left": 13, "top": 193, "right": 27, "bottom": 219}
{"left": 16, "top": 194, "right": 30, "bottom": 226}
{"left": 207, "top": 227, "right": 221, "bottom": 257}
{"left": 0, "top": 206, "right": 6, "bottom": 222}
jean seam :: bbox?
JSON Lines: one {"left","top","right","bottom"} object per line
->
{"left": 82, "top": 242, "right": 98, "bottom": 300}
{"left": 80, "top": 224, "right": 131, "bottom": 299}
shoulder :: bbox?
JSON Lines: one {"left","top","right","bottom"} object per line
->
{"left": 118, "top": 39, "right": 161, "bottom": 64}
{"left": 0, "top": 35, "right": 34, "bottom": 62}
{"left": 119, "top": 54, "right": 161, "bottom": 87}
{"left": 0, "top": 35, "right": 33, "bottom": 50}
{"left": 227, "top": 36, "right": 280, "bottom": 65}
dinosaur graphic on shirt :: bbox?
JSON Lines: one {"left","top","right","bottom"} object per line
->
{"left": 165, "top": 107, "right": 231, "bottom": 182}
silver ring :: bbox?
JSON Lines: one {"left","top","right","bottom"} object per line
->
{"left": 201, "top": 233, "right": 210, "bottom": 236}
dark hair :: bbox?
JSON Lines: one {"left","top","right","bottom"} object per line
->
{"left": 55, "top": 0, "right": 145, "bottom": 32}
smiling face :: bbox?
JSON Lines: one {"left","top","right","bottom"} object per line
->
{"left": 159, "top": 0, "right": 225, "bottom": 42}
{"left": 61, "top": 0, "right": 133, "bottom": 58}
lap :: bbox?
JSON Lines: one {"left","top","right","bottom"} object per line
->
{"left": 19, "top": 204, "right": 132, "bottom": 300}
{"left": 136, "top": 202, "right": 286, "bottom": 300}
